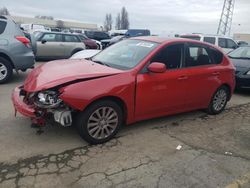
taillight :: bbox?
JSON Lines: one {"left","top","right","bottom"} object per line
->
{"left": 15, "top": 36, "right": 31, "bottom": 48}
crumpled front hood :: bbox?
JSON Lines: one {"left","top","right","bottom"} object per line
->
{"left": 24, "top": 59, "right": 123, "bottom": 92}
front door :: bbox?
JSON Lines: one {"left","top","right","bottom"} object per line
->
{"left": 36, "top": 33, "right": 64, "bottom": 58}
{"left": 135, "top": 43, "right": 189, "bottom": 121}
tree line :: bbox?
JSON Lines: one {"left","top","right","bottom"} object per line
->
{"left": 104, "top": 7, "right": 129, "bottom": 31}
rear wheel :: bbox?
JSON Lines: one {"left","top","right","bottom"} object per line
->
{"left": 75, "top": 100, "right": 123, "bottom": 144}
{"left": 207, "top": 86, "right": 229, "bottom": 115}
{"left": 0, "top": 57, "right": 13, "bottom": 84}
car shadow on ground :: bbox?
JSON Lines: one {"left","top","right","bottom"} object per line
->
{"left": 235, "top": 88, "right": 250, "bottom": 96}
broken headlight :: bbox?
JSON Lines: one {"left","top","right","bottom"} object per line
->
{"left": 34, "top": 90, "right": 62, "bottom": 108}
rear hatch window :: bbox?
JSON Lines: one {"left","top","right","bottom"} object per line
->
{"left": 180, "top": 35, "right": 201, "bottom": 41}
{"left": 0, "top": 20, "right": 7, "bottom": 34}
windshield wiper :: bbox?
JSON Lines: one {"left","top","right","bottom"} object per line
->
{"left": 91, "top": 60, "right": 110, "bottom": 67}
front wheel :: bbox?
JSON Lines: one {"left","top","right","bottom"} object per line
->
{"left": 75, "top": 100, "right": 123, "bottom": 144}
{"left": 207, "top": 86, "right": 229, "bottom": 115}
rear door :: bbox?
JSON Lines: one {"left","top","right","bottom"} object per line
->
{"left": 62, "top": 34, "right": 82, "bottom": 57}
{"left": 183, "top": 43, "right": 222, "bottom": 109}
{"left": 135, "top": 43, "right": 190, "bottom": 120}
{"left": 36, "top": 33, "right": 64, "bottom": 58}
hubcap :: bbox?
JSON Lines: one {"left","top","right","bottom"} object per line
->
{"left": 0, "top": 63, "right": 7, "bottom": 80}
{"left": 87, "top": 107, "right": 118, "bottom": 139}
{"left": 213, "top": 89, "right": 227, "bottom": 111}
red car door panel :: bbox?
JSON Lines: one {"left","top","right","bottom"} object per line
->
{"left": 135, "top": 69, "right": 189, "bottom": 121}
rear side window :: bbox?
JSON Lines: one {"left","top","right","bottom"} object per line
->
{"left": 0, "top": 21, "right": 7, "bottom": 34}
{"left": 209, "top": 48, "right": 223, "bottom": 64}
{"left": 204, "top": 37, "right": 215, "bottom": 44}
{"left": 185, "top": 44, "right": 213, "bottom": 67}
{"left": 64, "top": 35, "right": 80, "bottom": 42}
{"left": 218, "top": 38, "right": 227, "bottom": 48}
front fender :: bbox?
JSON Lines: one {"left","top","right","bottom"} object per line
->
{"left": 59, "top": 73, "right": 136, "bottom": 124}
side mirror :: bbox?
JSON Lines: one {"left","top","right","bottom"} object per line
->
{"left": 41, "top": 39, "right": 47, "bottom": 44}
{"left": 148, "top": 62, "right": 166, "bottom": 73}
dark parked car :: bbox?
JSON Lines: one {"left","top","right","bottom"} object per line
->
{"left": 84, "top": 31, "right": 110, "bottom": 41}
{"left": 0, "top": 16, "right": 35, "bottom": 83}
{"left": 228, "top": 46, "right": 250, "bottom": 89}
{"left": 101, "top": 29, "right": 151, "bottom": 48}
{"left": 77, "top": 34, "right": 98, "bottom": 49}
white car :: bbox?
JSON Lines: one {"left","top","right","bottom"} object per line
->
{"left": 180, "top": 34, "right": 238, "bottom": 54}
{"left": 70, "top": 49, "right": 101, "bottom": 59}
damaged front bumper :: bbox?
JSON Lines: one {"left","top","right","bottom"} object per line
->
{"left": 11, "top": 86, "right": 72, "bottom": 127}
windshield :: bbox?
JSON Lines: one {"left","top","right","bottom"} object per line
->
{"left": 228, "top": 47, "right": 250, "bottom": 59}
{"left": 92, "top": 39, "right": 158, "bottom": 70}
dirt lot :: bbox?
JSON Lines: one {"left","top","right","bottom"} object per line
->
{"left": 0, "top": 62, "right": 250, "bottom": 188}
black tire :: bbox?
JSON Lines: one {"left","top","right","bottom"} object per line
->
{"left": 75, "top": 100, "right": 123, "bottom": 144}
{"left": 207, "top": 86, "right": 229, "bottom": 115}
{"left": 96, "top": 43, "right": 101, "bottom": 50}
{"left": 0, "top": 57, "right": 13, "bottom": 84}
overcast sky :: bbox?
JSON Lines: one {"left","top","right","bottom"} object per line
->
{"left": 1, "top": 0, "right": 250, "bottom": 35}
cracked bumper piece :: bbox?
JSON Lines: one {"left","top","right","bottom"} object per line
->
{"left": 12, "top": 86, "right": 36, "bottom": 118}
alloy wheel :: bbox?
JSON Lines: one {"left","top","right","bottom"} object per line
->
{"left": 0, "top": 63, "right": 7, "bottom": 80}
{"left": 87, "top": 107, "right": 118, "bottom": 139}
{"left": 212, "top": 89, "right": 227, "bottom": 111}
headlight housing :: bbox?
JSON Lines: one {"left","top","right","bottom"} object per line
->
{"left": 34, "top": 90, "right": 62, "bottom": 108}
{"left": 246, "top": 71, "right": 250, "bottom": 75}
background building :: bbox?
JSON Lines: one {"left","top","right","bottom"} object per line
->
{"left": 8, "top": 15, "right": 98, "bottom": 31}
{"left": 233, "top": 33, "right": 250, "bottom": 42}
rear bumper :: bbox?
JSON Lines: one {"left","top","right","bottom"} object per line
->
{"left": 11, "top": 86, "right": 36, "bottom": 117}
{"left": 12, "top": 51, "right": 35, "bottom": 71}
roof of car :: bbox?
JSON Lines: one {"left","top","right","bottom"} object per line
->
{"left": 131, "top": 36, "right": 206, "bottom": 44}
{"left": 130, "top": 36, "right": 224, "bottom": 52}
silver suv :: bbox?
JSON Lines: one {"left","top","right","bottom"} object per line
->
{"left": 35, "top": 32, "right": 86, "bottom": 60}
{"left": 0, "top": 16, "right": 35, "bottom": 83}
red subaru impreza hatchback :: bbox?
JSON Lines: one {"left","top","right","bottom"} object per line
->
{"left": 12, "top": 37, "right": 235, "bottom": 144}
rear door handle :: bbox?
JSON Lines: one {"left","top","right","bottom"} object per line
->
{"left": 178, "top": 76, "right": 188, "bottom": 80}
{"left": 212, "top": 72, "right": 220, "bottom": 76}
